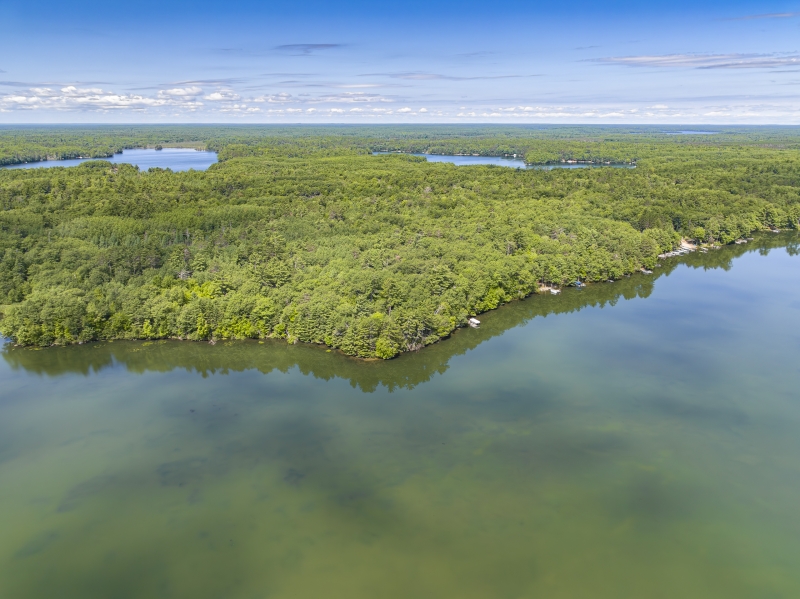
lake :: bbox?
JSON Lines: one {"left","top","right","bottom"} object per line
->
{"left": 2, "top": 148, "right": 218, "bottom": 172}
{"left": 373, "top": 152, "right": 636, "bottom": 169}
{"left": 1, "top": 235, "right": 799, "bottom": 598}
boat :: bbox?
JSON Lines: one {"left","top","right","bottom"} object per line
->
{"left": 468, "top": 317, "right": 480, "bottom": 328}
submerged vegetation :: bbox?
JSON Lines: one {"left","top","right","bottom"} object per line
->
{"left": 1, "top": 126, "right": 799, "bottom": 356}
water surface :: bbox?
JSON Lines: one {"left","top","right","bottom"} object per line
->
{"left": 372, "top": 152, "right": 635, "bottom": 169}
{"left": 1, "top": 235, "right": 799, "bottom": 598}
{"left": 3, "top": 147, "right": 218, "bottom": 171}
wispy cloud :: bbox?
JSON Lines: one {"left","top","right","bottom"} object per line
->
{"left": 172, "top": 78, "right": 248, "bottom": 86}
{"left": 259, "top": 81, "right": 404, "bottom": 90}
{"left": 215, "top": 45, "right": 344, "bottom": 57}
{"left": 258, "top": 73, "right": 320, "bottom": 78}
{"left": 723, "top": 12, "right": 799, "bottom": 21}
{"left": 249, "top": 91, "right": 395, "bottom": 105}
{"left": 450, "top": 51, "right": 499, "bottom": 59}
{"left": 252, "top": 92, "right": 295, "bottom": 104}
{"left": 595, "top": 53, "right": 800, "bottom": 69}
{"left": 361, "top": 72, "right": 533, "bottom": 81}
{"left": 0, "top": 80, "right": 112, "bottom": 88}
{"left": 274, "top": 44, "right": 345, "bottom": 55}
{"left": 312, "top": 92, "right": 394, "bottom": 103}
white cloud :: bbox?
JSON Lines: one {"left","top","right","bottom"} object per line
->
{"left": 0, "top": 85, "right": 203, "bottom": 112}
{"left": 204, "top": 90, "right": 241, "bottom": 101}
{"left": 159, "top": 86, "right": 202, "bottom": 97}
{"left": 2, "top": 81, "right": 799, "bottom": 124}
{"left": 60, "top": 86, "right": 103, "bottom": 95}
{"left": 220, "top": 103, "right": 261, "bottom": 114}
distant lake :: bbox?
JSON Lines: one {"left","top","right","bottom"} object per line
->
{"left": 1, "top": 234, "right": 799, "bottom": 598}
{"left": 663, "top": 130, "right": 719, "bottom": 135}
{"left": 3, "top": 148, "right": 218, "bottom": 172}
{"left": 373, "top": 152, "right": 635, "bottom": 169}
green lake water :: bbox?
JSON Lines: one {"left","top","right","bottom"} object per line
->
{"left": 1, "top": 235, "right": 799, "bottom": 599}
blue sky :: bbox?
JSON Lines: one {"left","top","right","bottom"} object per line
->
{"left": 1, "top": 1, "right": 799, "bottom": 123}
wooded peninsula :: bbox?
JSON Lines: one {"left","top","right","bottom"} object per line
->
{"left": 1, "top": 125, "right": 798, "bottom": 357}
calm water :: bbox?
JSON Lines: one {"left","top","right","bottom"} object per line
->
{"left": 372, "top": 152, "right": 635, "bottom": 169}
{"left": 3, "top": 148, "right": 218, "bottom": 172}
{"left": 1, "top": 236, "right": 799, "bottom": 598}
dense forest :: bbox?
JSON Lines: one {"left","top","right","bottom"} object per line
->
{"left": 1, "top": 126, "right": 799, "bottom": 357}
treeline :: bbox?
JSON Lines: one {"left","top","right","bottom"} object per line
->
{"left": 0, "top": 127, "right": 202, "bottom": 167}
{"left": 0, "top": 130, "right": 799, "bottom": 357}
{"left": 4, "top": 124, "right": 800, "bottom": 168}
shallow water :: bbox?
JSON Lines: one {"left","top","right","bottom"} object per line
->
{"left": 1, "top": 235, "right": 799, "bottom": 598}
{"left": 372, "top": 152, "right": 635, "bottom": 169}
{"left": 3, "top": 148, "right": 218, "bottom": 172}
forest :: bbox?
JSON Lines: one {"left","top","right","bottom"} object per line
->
{"left": 1, "top": 126, "right": 799, "bottom": 357}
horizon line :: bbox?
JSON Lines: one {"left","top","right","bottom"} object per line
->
{"left": 1, "top": 122, "right": 799, "bottom": 127}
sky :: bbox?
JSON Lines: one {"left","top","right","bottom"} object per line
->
{"left": 1, "top": 0, "right": 799, "bottom": 124}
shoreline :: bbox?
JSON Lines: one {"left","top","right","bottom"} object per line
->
{"left": 373, "top": 150, "right": 635, "bottom": 167}
{"left": 0, "top": 146, "right": 214, "bottom": 169}
{"left": 3, "top": 231, "right": 794, "bottom": 357}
